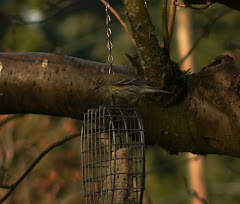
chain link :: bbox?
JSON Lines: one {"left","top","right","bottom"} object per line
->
{"left": 144, "top": 0, "right": 148, "bottom": 7}
{"left": 105, "top": 1, "right": 114, "bottom": 74}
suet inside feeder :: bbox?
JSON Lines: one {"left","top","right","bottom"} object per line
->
{"left": 81, "top": 106, "right": 145, "bottom": 204}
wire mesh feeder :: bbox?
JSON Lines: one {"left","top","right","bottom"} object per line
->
{"left": 81, "top": 106, "right": 145, "bottom": 204}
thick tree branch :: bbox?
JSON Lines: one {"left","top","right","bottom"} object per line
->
{"left": 0, "top": 53, "right": 136, "bottom": 118}
{"left": 141, "top": 55, "right": 240, "bottom": 157}
{"left": 123, "top": 0, "right": 169, "bottom": 83}
{"left": 123, "top": 0, "right": 186, "bottom": 103}
{"left": 0, "top": 53, "right": 240, "bottom": 157}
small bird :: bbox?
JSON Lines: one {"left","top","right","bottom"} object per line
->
{"left": 110, "top": 78, "right": 171, "bottom": 99}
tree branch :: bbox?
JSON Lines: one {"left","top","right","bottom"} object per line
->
{"left": 0, "top": 52, "right": 136, "bottom": 118}
{"left": 123, "top": 0, "right": 169, "bottom": 83}
{"left": 0, "top": 146, "right": 6, "bottom": 187}
{"left": 0, "top": 132, "right": 81, "bottom": 203}
{"left": 180, "top": 9, "right": 231, "bottom": 64}
{"left": 0, "top": 53, "right": 240, "bottom": 158}
{"left": 168, "top": 0, "right": 177, "bottom": 40}
{"left": 184, "top": 177, "right": 208, "bottom": 204}
{"left": 161, "top": 0, "right": 170, "bottom": 54}
{"left": 123, "top": 0, "right": 186, "bottom": 104}
{"left": 176, "top": 0, "right": 240, "bottom": 11}
{"left": 0, "top": 114, "right": 24, "bottom": 128}
{"left": 160, "top": 0, "right": 176, "bottom": 50}
{"left": 140, "top": 55, "right": 240, "bottom": 157}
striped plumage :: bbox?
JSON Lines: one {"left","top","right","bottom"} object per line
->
{"left": 110, "top": 78, "right": 171, "bottom": 98}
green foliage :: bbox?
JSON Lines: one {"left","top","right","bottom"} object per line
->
{"left": 3, "top": 25, "right": 49, "bottom": 52}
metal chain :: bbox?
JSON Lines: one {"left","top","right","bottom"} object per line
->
{"left": 145, "top": 0, "right": 148, "bottom": 7}
{"left": 106, "top": 1, "right": 114, "bottom": 74}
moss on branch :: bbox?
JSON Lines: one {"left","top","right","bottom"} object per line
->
{"left": 123, "top": 0, "right": 168, "bottom": 82}
{"left": 123, "top": 0, "right": 186, "bottom": 104}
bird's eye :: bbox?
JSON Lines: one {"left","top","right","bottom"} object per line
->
{"left": 98, "top": 82, "right": 102, "bottom": 86}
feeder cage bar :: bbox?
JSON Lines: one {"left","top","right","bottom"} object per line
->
{"left": 81, "top": 106, "right": 145, "bottom": 204}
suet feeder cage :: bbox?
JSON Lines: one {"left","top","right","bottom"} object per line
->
{"left": 81, "top": 106, "right": 145, "bottom": 204}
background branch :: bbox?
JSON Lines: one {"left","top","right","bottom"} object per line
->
{"left": 0, "top": 147, "right": 6, "bottom": 187}
{"left": 176, "top": 0, "right": 240, "bottom": 11}
{"left": 180, "top": 9, "right": 231, "bottom": 64}
{"left": 184, "top": 177, "right": 208, "bottom": 204}
{"left": 168, "top": 0, "right": 177, "bottom": 40}
{"left": 161, "top": 0, "right": 170, "bottom": 54}
{"left": 160, "top": 0, "right": 177, "bottom": 50}
{"left": 0, "top": 132, "right": 81, "bottom": 203}
{"left": 0, "top": 115, "right": 24, "bottom": 129}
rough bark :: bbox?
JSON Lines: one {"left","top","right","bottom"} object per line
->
{"left": 123, "top": 0, "right": 169, "bottom": 82}
{"left": 0, "top": 53, "right": 240, "bottom": 157}
{"left": 141, "top": 55, "right": 240, "bottom": 157}
{"left": 123, "top": 0, "right": 186, "bottom": 104}
{"left": 0, "top": 53, "right": 135, "bottom": 117}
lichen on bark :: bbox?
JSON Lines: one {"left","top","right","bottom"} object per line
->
{"left": 123, "top": 0, "right": 187, "bottom": 105}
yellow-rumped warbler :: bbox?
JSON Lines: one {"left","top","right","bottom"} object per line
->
{"left": 110, "top": 78, "right": 171, "bottom": 99}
